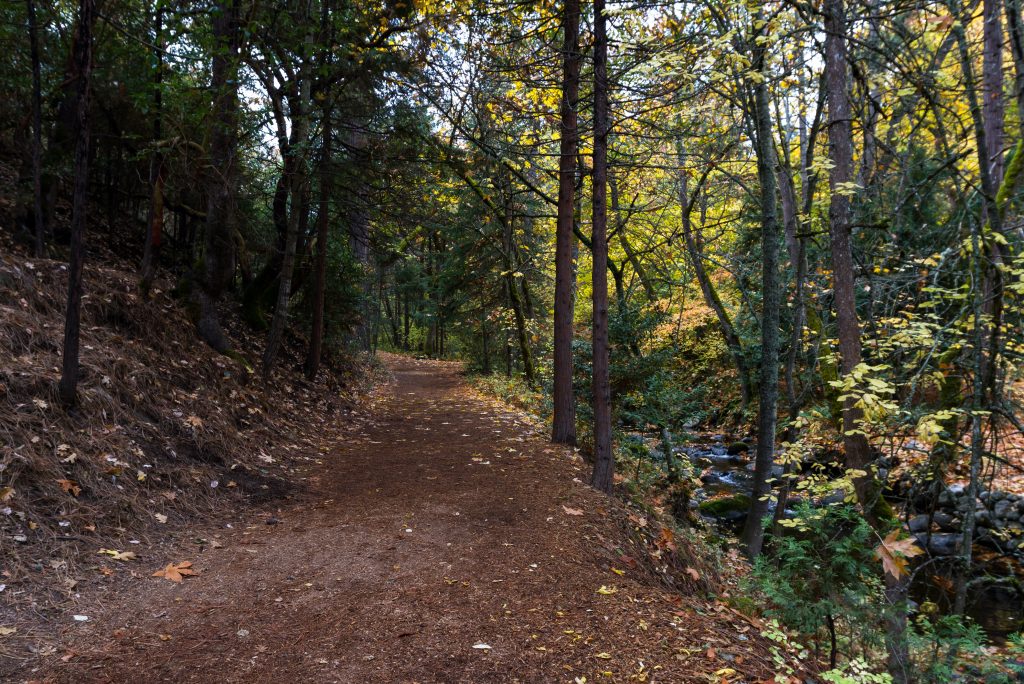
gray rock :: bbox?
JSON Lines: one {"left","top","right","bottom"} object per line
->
{"left": 991, "top": 490, "right": 1006, "bottom": 503}
{"left": 995, "top": 499, "right": 1015, "bottom": 520}
{"left": 933, "top": 511, "right": 958, "bottom": 531}
{"left": 915, "top": 533, "right": 961, "bottom": 556}
{"left": 908, "top": 515, "right": 931, "bottom": 533}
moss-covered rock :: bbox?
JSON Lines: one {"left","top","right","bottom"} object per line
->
{"left": 698, "top": 493, "right": 751, "bottom": 518}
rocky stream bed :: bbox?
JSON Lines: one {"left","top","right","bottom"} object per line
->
{"left": 661, "top": 435, "right": 1024, "bottom": 639}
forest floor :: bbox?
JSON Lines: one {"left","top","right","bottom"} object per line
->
{"left": 10, "top": 354, "right": 788, "bottom": 684}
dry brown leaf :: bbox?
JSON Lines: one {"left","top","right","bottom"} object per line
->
{"left": 57, "top": 479, "right": 81, "bottom": 496}
{"left": 152, "top": 561, "right": 199, "bottom": 583}
{"left": 562, "top": 505, "right": 584, "bottom": 516}
{"left": 685, "top": 567, "right": 701, "bottom": 582}
{"left": 875, "top": 530, "right": 924, "bottom": 579}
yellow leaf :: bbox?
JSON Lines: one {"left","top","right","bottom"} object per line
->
{"left": 98, "top": 548, "right": 137, "bottom": 561}
{"left": 594, "top": 652, "right": 613, "bottom": 659}
{"left": 596, "top": 585, "right": 617, "bottom": 595}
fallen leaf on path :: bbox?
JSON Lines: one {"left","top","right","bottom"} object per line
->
{"left": 98, "top": 549, "right": 137, "bottom": 561}
{"left": 596, "top": 585, "right": 617, "bottom": 595}
{"left": 152, "top": 561, "right": 199, "bottom": 583}
{"left": 562, "top": 505, "right": 583, "bottom": 516}
{"left": 685, "top": 567, "right": 701, "bottom": 581}
{"left": 0, "top": 626, "right": 16, "bottom": 636}
{"left": 594, "top": 652, "right": 613, "bottom": 659}
{"left": 154, "top": 513, "right": 168, "bottom": 524}
{"left": 472, "top": 643, "right": 492, "bottom": 650}
{"left": 57, "top": 479, "right": 81, "bottom": 496}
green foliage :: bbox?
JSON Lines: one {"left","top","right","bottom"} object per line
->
{"left": 751, "top": 504, "right": 886, "bottom": 664}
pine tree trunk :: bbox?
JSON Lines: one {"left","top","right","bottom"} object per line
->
{"left": 306, "top": 102, "right": 332, "bottom": 379}
{"left": 140, "top": 0, "right": 164, "bottom": 294}
{"left": 590, "top": 0, "right": 613, "bottom": 493}
{"left": 740, "top": 14, "right": 781, "bottom": 558}
{"left": 57, "top": 0, "right": 97, "bottom": 407}
{"left": 27, "top": 0, "right": 44, "bottom": 258}
{"left": 551, "top": 0, "right": 582, "bottom": 445}
{"left": 196, "top": 0, "right": 241, "bottom": 354}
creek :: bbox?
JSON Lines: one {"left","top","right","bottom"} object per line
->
{"left": 669, "top": 437, "right": 1024, "bottom": 640}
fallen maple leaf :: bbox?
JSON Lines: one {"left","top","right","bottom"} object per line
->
{"left": 57, "top": 479, "right": 81, "bottom": 496}
{"left": 152, "top": 561, "right": 199, "bottom": 583}
{"left": 875, "top": 530, "right": 924, "bottom": 579}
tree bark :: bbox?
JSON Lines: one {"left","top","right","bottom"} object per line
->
{"left": 196, "top": 0, "right": 242, "bottom": 354}
{"left": 590, "top": 0, "right": 613, "bottom": 493}
{"left": 306, "top": 104, "right": 332, "bottom": 379}
{"left": 740, "top": 13, "right": 781, "bottom": 558}
{"left": 263, "top": 48, "right": 313, "bottom": 378}
{"left": 140, "top": 0, "right": 165, "bottom": 295}
{"left": 27, "top": 0, "right": 44, "bottom": 258}
{"left": 552, "top": 0, "right": 582, "bottom": 445}
{"left": 58, "top": 0, "right": 97, "bottom": 407}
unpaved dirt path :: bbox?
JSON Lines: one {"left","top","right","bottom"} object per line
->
{"left": 24, "top": 356, "right": 773, "bottom": 683}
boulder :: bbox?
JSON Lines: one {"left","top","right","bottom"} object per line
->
{"left": 698, "top": 494, "right": 752, "bottom": 522}
{"left": 914, "top": 533, "right": 961, "bottom": 556}
{"left": 908, "top": 515, "right": 930, "bottom": 534}
{"left": 726, "top": 442, "right": 750, "bottom": 456}
{"left": 933, "top": 511, "right": 957, "bottom": 531}
{"left": 994, "top": 498, "right": 1015, "bottom": 520}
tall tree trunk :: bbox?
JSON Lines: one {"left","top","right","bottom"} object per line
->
{"left": 827, "top": 1, "right": 910, "bottom": 680}
{"left": 263, "top": 84, "right": 312, "bottom": 376}
{"left": 140, "top": 0, "right": 165, "bottom": 295}
{"left": 27, "top": 0, "right": 44, "bottom": 258}
{"left": 825, "top": 0, "right": 874, "bottom": 508}
{"left": 196, "top": 0, "right": 242, "bottom": 353}
{"left": 953, "top": 0, "right": 1005, "bottom": 618}
{"left": 57, "top": 0, "right": 97, "bottom": 407}
{"left": 590, "top": 0, "right": 613, "bottom": 493}
{"left": 552, "top": 0, "right": 582, "bottom": 445}
{"left": 346, "top": 124, "right": 373, "bottom": 351}
{"left": 985, "top": 0, "right": 1006, "bottom": 188}
{"left": 740, "top": 14, "right": 781, "bottom": 558}
{"left": 306, "top": 106, "right": 332, "bottom": 379}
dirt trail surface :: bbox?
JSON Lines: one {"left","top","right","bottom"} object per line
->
{"left": 21, "top": 356, "right": 776, "bottom": 683}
